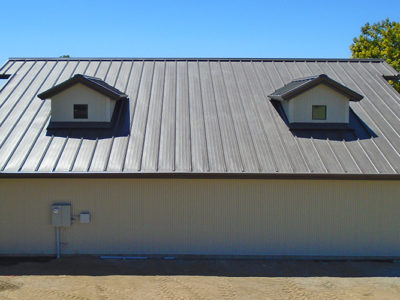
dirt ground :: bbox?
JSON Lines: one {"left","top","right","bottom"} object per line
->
{"left": 1, "top": 256, "right": 400, "bottom": 299}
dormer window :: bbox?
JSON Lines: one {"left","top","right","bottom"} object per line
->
{"left": 269, "top": 74, "right": 363, "bottom": 130}
{"left": 74, "top": 104, "right": 88, "bottom": 119}
{"left": 312, "top": 105, "right": 327, "bottom": 120}
{"left": 38, "top": 74, "right": 127, "bottom": 129}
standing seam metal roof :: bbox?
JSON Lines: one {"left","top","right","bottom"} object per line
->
{"left": 0, "top": 58, "right": 399, "bottom": 176}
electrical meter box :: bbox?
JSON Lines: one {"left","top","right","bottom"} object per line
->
{"left": 52, "top": 203, "right": 71, "bottom": 227}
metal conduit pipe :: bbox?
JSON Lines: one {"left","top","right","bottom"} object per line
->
{"left": 56, "top": 227, "right": 61, "bottom": 259}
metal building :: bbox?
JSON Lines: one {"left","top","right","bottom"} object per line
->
{"left": 0, "top": 58, "right": 399, "bottom": 258}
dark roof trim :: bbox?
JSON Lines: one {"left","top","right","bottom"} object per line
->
{"left": 288, "top": 123, "right": 353, "bottom": 131}
{"left": 383, "top": 75, "right": 400, "bottom": 81}
{"left": 47, "top": 121, "right": 113, "bottom": 129}
{"left": 38, "top": 74, "right": 128, "bottom": 100}
{"left": 8, "top": 57, "right": 386, "bottom": 63}
{"left": 269, "top": 74, "right": 363, "bottom": 102}
{"left": 0, "top": 172, "right": 399, "bottom": 180}
{"left": 0, "top": 74, "right": 11, "bottom": 79}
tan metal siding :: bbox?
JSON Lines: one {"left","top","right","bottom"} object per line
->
{"left": 0, "top": 178, "right": 399, "bottom": 256}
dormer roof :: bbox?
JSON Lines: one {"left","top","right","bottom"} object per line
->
{"left": 268, "top": 74, "right": 363, "bottom": 102}
{"left": 38, "top": 74, "right": 128, "bottom": 100}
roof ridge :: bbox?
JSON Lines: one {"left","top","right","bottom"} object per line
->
{"left": 6, "top": 57, "right": 386, "bottom": 63}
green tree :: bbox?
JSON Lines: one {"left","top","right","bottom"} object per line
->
{"left": 350, "top": 19, "right": 400, "bottom": 91}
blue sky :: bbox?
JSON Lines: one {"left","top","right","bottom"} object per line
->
{"left": 1, "top": 0, "right": 399, "bottom": 65}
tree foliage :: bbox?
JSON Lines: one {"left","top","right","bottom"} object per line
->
{"left": 350, "top": 19, "right": 400, "bottom": 91}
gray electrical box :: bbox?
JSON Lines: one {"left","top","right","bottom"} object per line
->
{"left": 52, "top": 203, "right": 71, "bottom": 227}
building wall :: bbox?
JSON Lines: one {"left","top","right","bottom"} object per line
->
{"left": 0, "top": 178, "right": 399, "bottom": 257}
{"left": 50, "top": 83, "right": 116, "bottom": 122}
{"left": 284, "top": 84, "right": 350, "bottom": 123}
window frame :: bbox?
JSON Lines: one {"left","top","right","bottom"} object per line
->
{"left": 73, "top": 104, "right": 88, "bottom": 119}
{"left": 312, "top": 105, "right": 327, "bottom": 120}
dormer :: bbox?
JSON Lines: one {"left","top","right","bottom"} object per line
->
{"left": 38, "top": 74, "right": 127, "bottom": 128}
{"left": 269, "top": 74, "right": 363, "bottom": 129}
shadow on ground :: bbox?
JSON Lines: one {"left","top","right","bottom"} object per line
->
{"left": 0, "top": 256, "right": 399, "bottom": 277}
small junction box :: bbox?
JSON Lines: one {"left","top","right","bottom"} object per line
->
{"left": 80, "top": 212, "right": 90, "bottom": 223}
{"left": 52, "top": 204, "right": 71, "bottom": 227}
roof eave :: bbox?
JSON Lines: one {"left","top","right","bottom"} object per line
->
{"left": 275, "top": 76, "right": 363, "bottom": 102}
{"left": 38, "top": 76, "right": 127, "bottom": 100}
{"left": 0, "top": 172, "right": 399, "bottom": 180}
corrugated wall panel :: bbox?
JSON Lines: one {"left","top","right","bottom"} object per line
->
{"left": 0, "top": 178, "right": 399, "bottom": 257}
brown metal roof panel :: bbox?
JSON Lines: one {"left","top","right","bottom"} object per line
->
{"left": 71, "top": 139, "right": 97, "bottom": 172}
{"left": 331, "top": 65, "right": 400, "bottom": 171}
{"left": 158, "top": 61, "right": 177, "bottom": 172}
{"left": 1, "top": 61, "right": 24, "bottom": 77}
{"left": 0, "top": 63, "right": 32, "bottom": 109}
{"left": 54, "top": 137, "right": 81, "bottom": 171}
{"left": 352, "top": 63, "right": 400, "bottom": 117}
{"left": 281, "top": 61, "right": 304, "bottom": 80}
{"left": 351, "top": 103, "right": 400, "bottom": 173}
{"left": 245, "top": 62, "right": 293, "bottom": 172}
{"left": 174, "top": 61, "right": 191, "bottom": 172}
{"left": 0, "top": 62, "right": 41, "bottom": 127}
{"left": 114, "top": 61, "right": 134, "bottom": 93}
{"left": 208, "top": 61, "right": 243, "bottom": 172}
{"left": 271, "top": 61, "right": 294, "bottom": 85}
{"left": 376, "top": 61, "right": 400, "bottom": 76}
{"left": 346, "top": 63, "right": 400, "bottom": 130}
{"left": 18, "top": 121, "right": 52, "bottom": 172}
{"left": 198, "top": 61, "right": 226, "bottom": 172}
{"left": 261, "top": 61, "right": 312, "bottom": 173}
{"left": 291, "top": 61, "right": 314, "bottom": 79}
{"left": 106, "top": 62, "right": 142, "bottom": 172}
{"left": 219, "top": 61, "right": 259, "bottom": 172}
{"left": 37, "top": 136, "right": 67, "bottom": 171}
{"left": 102, "top": 63, "right": 134, "bottom": 172}
{"left": 1, "top": 58, "right": 400, "bottom": 176}
{"left": 311, "top": 138, "right": 345, "bottom": 173}
{"left": 371, "top": 72, "right": 400, "bottom": 104}
{"left": 343, "top": 140, "right": 380, "bottom": 174}
{"left": 0, "top": 62, "right": 59, "bottom": 168}
{"left": 356, "top": 138, "right": 397, "bottom": 174}
{"left": 141, "top": 61, "right": 166, "bottom": 171}
{"left": 94, "top": 61, "right": 112, "bottom": 80}
{"left": 81, "top": 61, "right": 99, "bottom": 78}
{"left": 1, "top": 104, "right": 50, "bottom": 172}
{"left": 188, "top": 61, "right": 209, "bottom": 172}
{"left": 49, "top": 61, "right": 79, "bottom": 86}
{"left": 231, "top": 62, "right": 276, "bottom": 172}
{"left": 71, "top": 61, "right": 91, "bottom": 78}
{"left": 88, "top": 138, "right": 113, "bottom": 171}
{"left": 104, "top": 61, "right": 122, "bottom": 87}
{"left": 328, "top": 139, "right": 363, "bottom": 173}
{"left": 110, "top": 61, "right": 143, "bottom": 172}
{"left": 123, "top": 61, "right": 155, "bottom": 171}
{"left": 344, "top": 76, "right": 400, "bottom": 160}
{"left": 295, "top": 137, "right": 328, "bottom": 173}
{"left": 0, "top": 60, "right": 12, "bottom": 74}
{"left": 106, "top": 136, "right": 128, "bottom": 171}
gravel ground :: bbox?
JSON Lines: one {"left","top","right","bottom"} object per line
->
{"left": 0, "top": 256, "right": 400, "bottom": 299}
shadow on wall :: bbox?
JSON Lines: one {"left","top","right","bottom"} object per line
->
{"left": 0, "top": 257, "right": 399, "bottom": 277}
{"left": 46, "top": 99, "right": 131, "bottom": 140}
{"left": 271, "top": 101, "right": 377, "bottom": 141}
